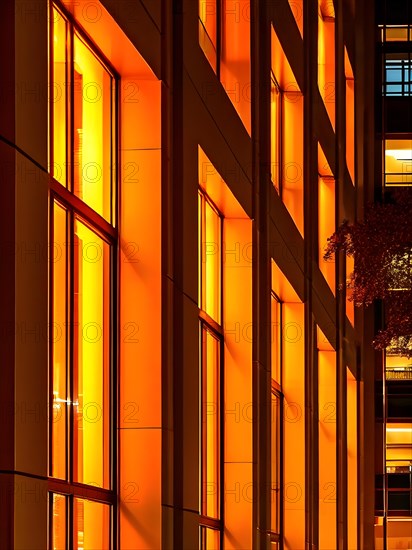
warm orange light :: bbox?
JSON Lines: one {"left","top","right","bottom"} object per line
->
{"left": 52, "top": 7, "right": 67, "bottom": 187}
{"left": 201, "top": 327, "right": 221, "bottom": 519}
{"left": 73, "top": 498, "right": 110, "bottom": 550}
{"left": 272, "top": 259, "right": 305, "bottom": 548}
{"left": 52, "top": 493, "right": 67, "bottom": 550}
{"left": 220, "top": 0, "right": 251, "bottom": 133}
{"left": 345, "top": 48, "right": 355, "bottom": 185}
{"left": 199, "top": 0, "right": 217, "bottom": 71}
{"left": 318, "top": 174, "right": 335, "bottom": 294}
{"left": 271, "top": 392, "right": 281, "bottom": 534}
{"left": 271, "top": 77, "right": 281, "bottom": 192}
{"left": 271, "top": 26, "right": 304, "bottom": 235}
{"left": 347, "top": 368, "right": 357, "bottom": 550}
{"left": 288, "top": 0, "right": 303, "bottom": 37}
{"left": 318, "top": 349, "right": 336, "bottom": 549}
{"left": 73, "top": 220, "right": 110, "bottom": 489}
{"left": 52, "top": 202, "right": 68, "bottom": 480}
{"left": 199, "top": 192, "right": 222, "bottom": 324}
{"left": 73, "top": 35, "right": 113, "bottom": 222}
{"left": 346, "top": 255, "right": 354, "bottom": 325}
{"left": 201, "top": 526, "right": 220, "bottom": 549}
{"left": 271, "top": 295, "right": 282, "bottom": 384}
{"left": 318, "top": 1, "right": 335, "bottom": 128}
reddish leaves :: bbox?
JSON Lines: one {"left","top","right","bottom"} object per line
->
{"left": 324, "top": 189, "right": 412, "bottom": 357}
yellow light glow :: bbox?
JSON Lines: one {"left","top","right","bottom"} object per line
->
{"left": 74, "top": 220, "right": 110, "bottom": 489}
{"left": 385, "top": 149, "right": 412, "bottom": 160}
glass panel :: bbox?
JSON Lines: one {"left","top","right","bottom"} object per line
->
{"left": 52, "top": 8, "right": 67, "bottom": 186}
{"left": 385, "top": 27, "right": 409, "bottom": 41}
{"left": 199, "top": 0, "right": 217, "bottom": 71}
{"left": 271, "top": 77, "right": 281, "bottom": 192}
{"left": 271, "top": 392, "right": 281, "bottom": 535}
{"left": 199, "top": 0, "right": 217, "bottom": 45}
{"left": 201, "top": 327, "right": 220, "bottom": 519}
{"left": 52, "top": 202, "right": 68, "bottom": 479}
{"left": 73, "top": 498, "right": 110, "bottom": 550}
{"left": 271, "top": 296, "right": 281, "bottom": 384}
{"left": 73, "top": 220, "right": 110, "bottom": 489}
{"left": 385, "top": 139, "right": 412, "bottom": 185}
{"left": 200, "top": 195, "right": 221, "bottom": 324}
{"left": 73, "top": 34, "right": 113, "bottom": 221}
{"left": 200, "top": 526, "right": 220, "bottom": 550}
{"left": 52, "top": 493, "right": 67, "bottom": 550}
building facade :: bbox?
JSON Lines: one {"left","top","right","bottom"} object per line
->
{"left": 0, "top": 0, "right": 379, "bottom": 548}
{"left": 374, "top": 1, "right": 412, "bottom": 548}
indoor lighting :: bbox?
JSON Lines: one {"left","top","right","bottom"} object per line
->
{"left": 385, "top": 149, "right": 412, "bottom": 160}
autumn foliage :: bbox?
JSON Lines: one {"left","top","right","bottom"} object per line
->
{"left": 324, "top": 189, "right": 412, "bottom": 357}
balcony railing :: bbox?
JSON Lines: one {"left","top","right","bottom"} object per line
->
{"left": 386, "top": 367, "right": 412, "bottom": 380}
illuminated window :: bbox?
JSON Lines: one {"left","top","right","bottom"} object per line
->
{"left": 271, "top": 74, "right": 281, "bottom": 193}
{"left": 271, "top": 25, "right": 304, "bottom": 235}
{"left": 318, "top": 1, "right": 335, "bottom": 128}
{"left": 318, "top": 161, "right": 335, "bottom": 294}
{"left": 384, "top": 54, "right": 412, "bottom": 96}
{"left": 199, "top": 1, "right": 251, "bottom": 133}
{"left": 384, "top": 138, "right": 412, "bottom": 186}
{"left": 345, "top": 48, "right": 355, "bottom": 185}
{"left": 271, "top": 293, "right": 283, "bottom": 544}
{"left": 199, "top": 0, "right": 218, "bottom": 71}
{"left": 49, "top": 4, "right": 116, "bottom": 547}
{"left": 199, "top": 190, "right": 223, "bottom": 548}
{"left": 380, "top": 25, "right": 411, "bottom": 42}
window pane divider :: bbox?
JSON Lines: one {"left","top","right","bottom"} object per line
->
{"left": 51, "top": 178, "right": 117, "bottom": 240}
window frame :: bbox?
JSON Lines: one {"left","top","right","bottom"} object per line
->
{"left": 270, "top": 291, "right": 284, "bottom": 546}
{"left": 48, "top": 3, "right": 119, "bottom": 548}
{"left": 198, "top": 189, "right": 224, "bottom": 548}
{"left": 198, "top": 0, "right": 222, "bottom": 76}
{"left": 271, "top": 71, "right": 283, "bottom": 195}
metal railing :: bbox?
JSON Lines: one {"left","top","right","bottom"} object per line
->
{"left": 386, "top": 367, "right": 412, "bottom": 380}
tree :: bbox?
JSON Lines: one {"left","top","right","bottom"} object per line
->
{"left": 324, "top": 189, "right": 412, "bottom": 358}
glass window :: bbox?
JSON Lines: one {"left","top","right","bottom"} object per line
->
{"left": 50, "top": 4, "right": 116, "bottom": 548}
{"left": 199, "top": 0, "right": 217, "bottom": 71}
{"left": 73, "top": 220, "right": 110, "bottom": 488}
{"left": 199, "top": 192, "right": 222, "bottom": 324}
{"left": 51, "top": 494, "right": 67, "bottom": 550}
{"left": 384, "top": 139, "right": 412, "bottom": 186}
{"left": 271, "top": 74, "right": 281, "bottom": 193}
{"left": 384, "top": 54, "right": 412, "bottom": 96}
{"left": 74, "top": 498, "right": 111, "bottom": 550}
{"left": 51, "top": 6, "right": 116, "bottom": 223}
{"left": 271, "top": 390, "right": 282, "bottom": 538}
{"left": 199, "top": 189, "right": 223, "bottom": 547}
{"left": 198, "top": 1, "right": 251, "bottom": 133}
{"left": 271, "top": 292, "right": 283, "bottom": 542}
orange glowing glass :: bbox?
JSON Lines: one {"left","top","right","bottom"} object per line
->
{"left": 199, "top": 193, "right": 221, "bottom": 324}
{"left": 201, "top": 526, "right": 220, "bottom": 549}
{"left": 201, "top": 327, "right": 221, "bottom": 519}
{"left": 271, "top": 75, "right": 281, "bottom": 193}
{"left": 52, "top": 7, "right": 67, "bottom": 186}
{"left": 199, "top": 0, "right": 217, "bottom": 70}
{"left": 52, "top": 202, "right": 68, "bottom": 480}
{"left": 73, "top": 498, "right": 110, "bottom": 550}
{"left": 318, "top": 176, "right": 335, "bottom": 294}
{"left": 271, "top": 294, "right": 281, "bottom": 384}
{"left": 73, "top": 35, "right": 113, "bottom": 221}
{"left": 73, "top": 220, "right": 110, "bottom": 489}
{"left": 271, "top": 391, "right": 281, "bottom": 534}
{"left": 52, "top": 493, "right": 67, "bottom": 549}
